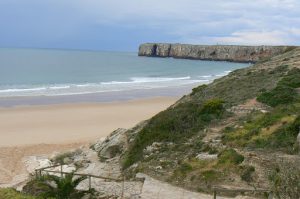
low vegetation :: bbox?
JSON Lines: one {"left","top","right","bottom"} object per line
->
{"left": 167, "top": 148, "right": 246, "bottom": 191}
{"left": 269, "top": 161, "right": 300, "bottom": 199}
{"left": 189, "top": 64, "right": 288, "bottom": 106}
{"left": 23, "top": 173, "right": 87, "bottom": 199}
{"left": 223, "top": 68, "right": 300, "bottom": 153}
{"left": 0, "top": 188, "right": 38, "bottom": 199}
{"left": 217, "top": 148, "right": 244, "bottom": 165}
{"left": 123, "top": 98, "right": 226, "bottom": 168}
{"left": 257, "top": 67, "right": 300, "bottom": 107}
{"left": 222, "top": 106, "right": 300, "bottom": 153}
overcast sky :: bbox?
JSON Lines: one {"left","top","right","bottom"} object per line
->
{"left": 0, "top": 0, "right": 299, "bottom": 51}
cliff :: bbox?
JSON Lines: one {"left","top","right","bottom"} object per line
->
{"left": 138, "top": 43, "right": 293, "bottom": 63}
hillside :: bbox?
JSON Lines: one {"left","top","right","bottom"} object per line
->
{"left": 123, "top": 47, "right": 300, "bottom": 198}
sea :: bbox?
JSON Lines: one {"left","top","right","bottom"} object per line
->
{"left": 0, "top": 48, "right": 249, "bottom": 105}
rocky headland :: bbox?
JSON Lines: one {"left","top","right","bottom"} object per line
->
{"left": 138, "top": 43, "right": 294, "bottom": 63}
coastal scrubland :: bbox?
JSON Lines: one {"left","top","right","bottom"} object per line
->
{"left": 122, "top": 47, "right": 300, "bottom": 198}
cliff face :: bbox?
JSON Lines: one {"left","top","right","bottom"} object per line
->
{"left": 138, "top": 43, "right": 292, "bottom": 62}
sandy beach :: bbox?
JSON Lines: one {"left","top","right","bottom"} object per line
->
{"left": 0, "top": 97, "right": 177, "bottom": 185}
{"left": 0, "top": 97, "right": 177, "bottom": 146}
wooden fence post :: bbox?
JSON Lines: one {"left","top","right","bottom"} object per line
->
{"left": 88, "top": 176, "right": 92, "bottom": 190}
{"left": 60, "top": 165, "right": 63, "bottom": 178}
{"left": 121, "top": 175, "right": 125, "bottom": 199}
{"left": 213, "top": 190, "right": 217, "bottom": 199}
{"left": 268, "top": 191, "right": 273, "bottom": 199}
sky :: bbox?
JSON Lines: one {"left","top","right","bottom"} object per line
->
{"left": 0, "top": 0, "right": 300, "bottom": 51}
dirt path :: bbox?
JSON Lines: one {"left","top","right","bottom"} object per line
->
{"left": 138, "top": 174, "right": 256, "bottom": 199}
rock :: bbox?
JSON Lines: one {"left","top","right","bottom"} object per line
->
{"left": 144, "top": 142, "right": 162, "bottom": 154}
{"left": 63, "top": 157, "right": 73, "bottom": 164}
{"left": 131, "top": 163, "right": 139, "bottom": 169}
{"left": 91, "top": 137, "right": 106, "bottom": 150}
{"left": 156, "top": 43, "right": 171, "bottom": 57}
{"left": 138, "top": 43, "right": 157, "bottom": 57}
{"left": 138, "top": 43, "right": 291, "bottom": 63}
{"left": 94, "top": 128, "right": 128, "bottom": 159}
{"left": 23, "top": 156, "right": 52, "bottom": 174}
{"left": 61, "top": 165, "right": 76, "bottom": 173}
{"left": 196, "top": 153, "right": 218, "bottom": 160}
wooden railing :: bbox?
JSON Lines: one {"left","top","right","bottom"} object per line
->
{"left": 35, "top": 164, "right": 145, "bottom": 198}
{"left": 212, "top": 187, "right": 273, "bottom": 199}
{"left": 36, "top": 165, "right": 275, "bottom": 199}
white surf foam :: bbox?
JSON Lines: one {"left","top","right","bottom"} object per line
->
{"left": 0, "top": 76, "right": 209, "bottom": 97}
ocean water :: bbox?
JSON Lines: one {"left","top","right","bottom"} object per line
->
{"left": 0, "top": 48, "right": 249, "bottom": 98}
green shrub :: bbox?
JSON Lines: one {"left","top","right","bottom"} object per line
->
{"left": 265, "top": 115, "right": 300, "bottom": 153}
{"left": 257, "top": 67, "right": 300, "bottom": 107}
{"left": 201, "top": 170, "right": 220, "bottom": 183}
{"left": 123, "top": 99, "right": 226, "bottom": 168}
{"left": 247, "top": 114, "right": 300, "bottom": 152}
{"left": 191, "top": 84, "right": 208, "bottom": 96}
{"left": 201, "top": 99, "right": 224, "bottom": 115}
{"left": 257, "top": 86, "right": 297, "bottom": 107}
{"left": 179, "top": 162, "right": 193, "bottom": 174}
{"left": 218, "top": 148, "right": 244, "bottom": 165}
{"left": 278, "top": 68, "right": 300, "bottom": 88}
{"left": 223, "top": 103, "right": 300, "bottom": 152}
{"left": 24, "top": 173, "right": 87, "bottom": 199}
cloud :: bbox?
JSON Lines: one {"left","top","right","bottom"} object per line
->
{"left": 75, "top": 0, "right": 300, "bottom": 46}
{"left": 212, "top": 31, "right": 288, "bottom": 45}
{"left": 0, "top": 0, "right": 299, "bottom": 50}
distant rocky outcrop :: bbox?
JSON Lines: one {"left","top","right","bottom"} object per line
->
{"left": 138, "top": 43, "right": 293, "bottom": 63}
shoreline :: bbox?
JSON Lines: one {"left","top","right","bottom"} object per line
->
{"left": 0, "top": 84, "right": 197, "bottom": 107}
